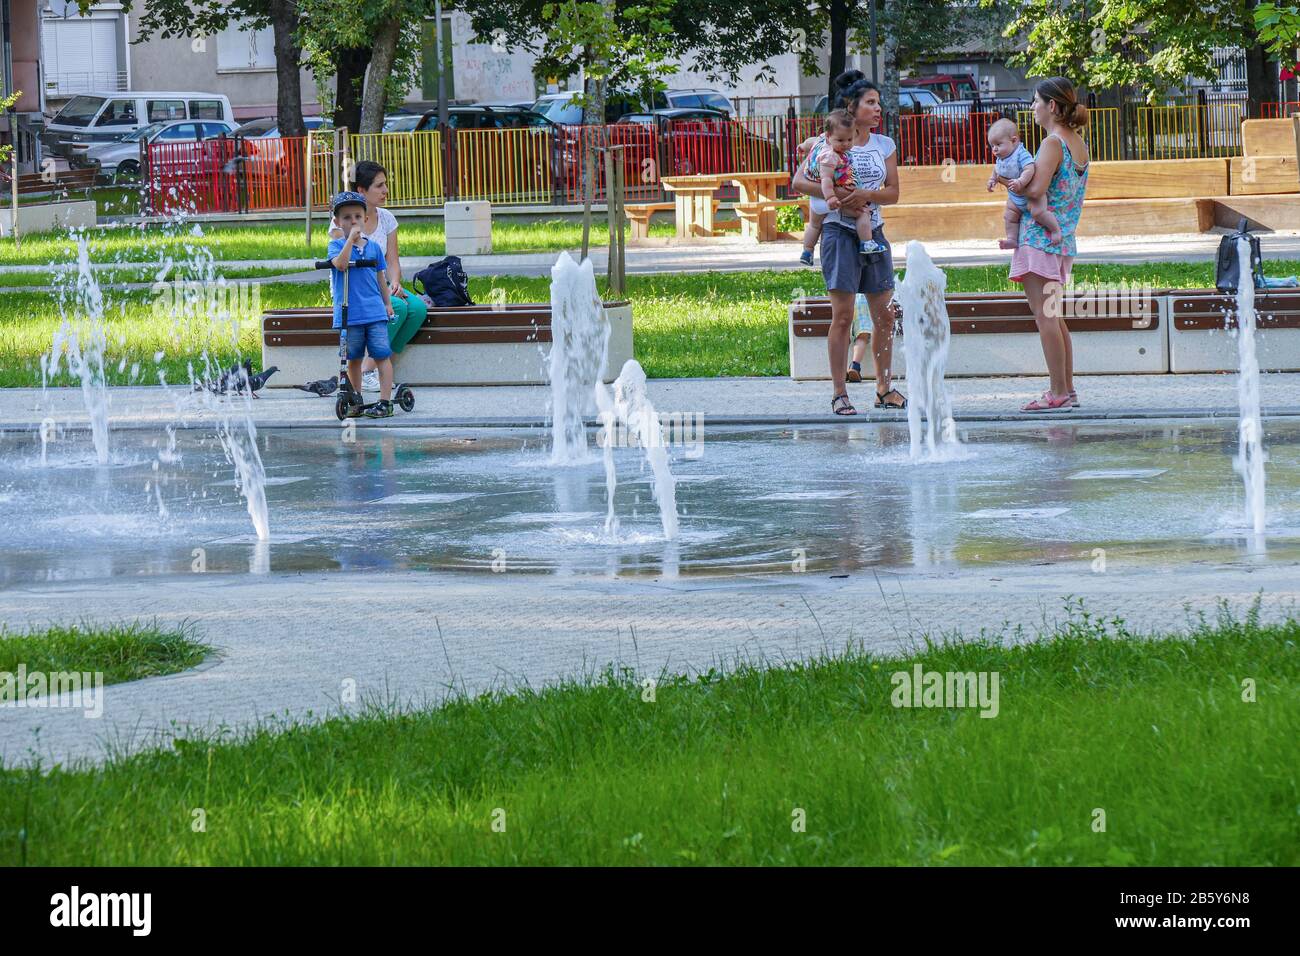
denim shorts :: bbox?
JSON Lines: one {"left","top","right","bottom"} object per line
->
{"left": 821, "top": 221, "right": 895, "bottom": 295}
{"left": 342, "top": 321, "right": 392, "bottom": 361}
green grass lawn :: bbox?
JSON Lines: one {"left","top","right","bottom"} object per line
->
{"left": 0, "top": 621, "right": 210, "bottom": 693}
{"left": 4, "top": 261, "right": 1294, "bottom": 386}
{"left": 2, "top": 607, "right": 1294, "bottom": 865}
{"left": 0, "top": 218, "right": 677, "bottom": 266}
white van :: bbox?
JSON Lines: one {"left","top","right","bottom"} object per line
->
{"left": 42, "top": 92, "right": 236, "bottom": 154}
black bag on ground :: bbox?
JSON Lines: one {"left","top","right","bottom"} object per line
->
{"left": 1215, "top": 218, "right": 1265, "bottom": 293}
{"left": 414, "top": 256, "right": 473, "bottom": 306}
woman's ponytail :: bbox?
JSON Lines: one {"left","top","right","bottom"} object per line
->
{"left": 1035, "top": 77, "right": 1089, "bottom": 129}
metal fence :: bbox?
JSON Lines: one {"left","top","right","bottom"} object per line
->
{"left": 1017, "top": 108, "right": 1122, "bottom": 163}
{"left": 141, "top": 99, "right": 1296, "bottom": 215}
{"left": 147, "top": 130, "right": 342, "bottom": 216}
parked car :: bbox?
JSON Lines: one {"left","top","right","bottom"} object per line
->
{"left": 382, "top": 114, "right": 423, "bottom": 132}
{"left": 616, "top": 108, "right": 782, "bottom": 177}
{"left": 473, "top": 98, "right": 538, "bottom": 111}
{"left": 70, "top": 119, "right": 236, "bottom": 182}
{"left": 414, "top": 105, "right": 558, "bottom": 133}
{"left": 237, "top": 116, "right": 332, "bottom": 138}
{"left": 43, "top": 91, "right": 235, "bottom": 155}
{"left": 903, "top": 73, "right": 980, "bottom": 103}
{"left": 812, "top": 87, "right": 942, "bottom": 115}
{"left": 663, "top": 88, "right": 734, "bottom": 115}
{"left": 531, "top": 90, "right": 669, "bottom": 125}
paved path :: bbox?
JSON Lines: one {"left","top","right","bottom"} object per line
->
{"left": 3, "top": 374, "right": 1300, "bottom": 431}
{"left": 4, "top": 374, "right": 1300, "bottom": 769}
{"left": 4, "top": 231, "right": 1300, "bottom": 290}
{"left": 2, "top": 562, "right": 1296, "bottom": 768}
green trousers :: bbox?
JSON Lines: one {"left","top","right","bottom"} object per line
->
{"left": 387, "top": 289, "right": 428, "bottom": 354}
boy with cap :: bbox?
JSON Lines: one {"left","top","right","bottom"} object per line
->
{"left": 328, "top": 190, "right": 397, "bottom": 417}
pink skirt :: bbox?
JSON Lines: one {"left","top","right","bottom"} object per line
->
{"left": 1009, "top": 245, "right": 1074, "bottom": 285}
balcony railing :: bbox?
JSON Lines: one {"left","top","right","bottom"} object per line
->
{"left": 45, "top": 70, "right": 130, "bottom": 98}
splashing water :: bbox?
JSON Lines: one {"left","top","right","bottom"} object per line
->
{"left": 895, "top": 241, "right": 960, "bottom": 460}
{"left": 42, "top": 237, "right": 110, "bottom": 464}
{"left": 548, "top": 252, "right": 610, "bottom": 465}
{"left": 1232, "top": 237, "right": 1267, "bottom": 535}
{"left": 169, "top": 227, "right": 271, "bottom": 541}
{"left": 595, "top": 359, "right": 679, "bottom": 540}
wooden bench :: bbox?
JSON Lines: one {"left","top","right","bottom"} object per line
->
{"left": 2, "top": 165, "right": 98, "bottom": 199}
{"left": 261, "top": 301, "right": 634, "bottom": 386}
{"left": 788, "top": 290, "right": 1167, "bottom": 380}
{"left": 1168, "top": 288, "right": 1300, "bottom": 372}
{"left": 626, "top": 202, "right": 673, "bottom": 240}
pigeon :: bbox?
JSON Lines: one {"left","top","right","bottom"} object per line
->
{"left": 294, "top": 377, "right": 339, "bottom": 397}
{"left": 194, "top": 360, "right": 277, "bottom": 397}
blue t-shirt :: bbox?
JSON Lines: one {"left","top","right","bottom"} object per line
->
{"left": 994, "top": 143, "right": 1035, "bottom": 181}
{"left": 326, "top": 237, "right": 389, "bottom": 328}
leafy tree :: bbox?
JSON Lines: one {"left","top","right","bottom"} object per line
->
{"left": 994, "top": 0, "right": 1280, "bottom": 114}
{"left": 111, "top": 0, "right": 309, "bottom": 136}
{"left": 458, "top": 0, "right": 824, "bottom": 106}
{"left": 1, "top": 85, "right": 19, "bottom": 171}
{"left": 1256, "top": 3, "right": 1300, "bottom": 70}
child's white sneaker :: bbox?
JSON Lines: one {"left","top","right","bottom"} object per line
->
{"left": 362, "top": 370, "right": 380, "bottom": 391}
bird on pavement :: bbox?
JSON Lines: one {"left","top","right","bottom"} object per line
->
{"left": 293, "top": 377, "right": 339, "bottom": 397}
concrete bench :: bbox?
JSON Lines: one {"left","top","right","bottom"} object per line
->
{"left": 788, "top": 290, "right": 1166, "bottom": 380}
{"left": 262, "top": 301, "right": 633, "bottom": 386}
{"left": 1168, "top": 288, "right": 1300, "bottom": 372}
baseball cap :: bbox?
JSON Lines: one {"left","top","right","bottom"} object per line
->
{"left": 331, "top": 190, "right": 367, "bottom": 215}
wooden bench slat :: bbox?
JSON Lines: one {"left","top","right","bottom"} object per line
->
{"left": 266, "top": 328, "right": 553, "bottom": 347}
{"left": 793, "top": 315, "right": 1160, "bottom": 336}
{"left": 264, "top": 313, "right": 553, "bottom": 331}
{"left": 1175, "top": 315, "right": 1300, "bottom": 330}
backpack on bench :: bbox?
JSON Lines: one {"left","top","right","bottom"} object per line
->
{"left": 414, "top": 256, "right": 474, "bottom": 307}
{"left": 1215, "top": 218, "right": 1265, "bottom": 293}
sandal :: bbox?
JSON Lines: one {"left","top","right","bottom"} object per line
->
{"left": 846, "top": 360, "right": 863, "bottom": 383}
{"left": 875, "top": 388, "right": 907, "bottom": 409}
{"left": 1021, "top": 391, "right": 1072, "bottom": 413}
{"left": 831, "top": 393, "right": 857, "bottom": 416}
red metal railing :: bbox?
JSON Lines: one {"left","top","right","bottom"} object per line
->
{"left": 1261, "top": 101, "right": 1300, "bottom": 118}
{"left": 147, "top": 134, "right": 336, "bottom": 215}
{"left": 896, "top": 111, "right": 999, "bottom": 166}
{"left": 558, "top": 123, "right": 661, "bottom": 204}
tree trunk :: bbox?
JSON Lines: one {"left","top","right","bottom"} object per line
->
{"left": 360, "top": 19, "right": 402, "bottom": 134}
{"left": 879, "top": 3, "right": 899, "bottom": 140}
{"left": 1244, "top": 42, "right": 1277, "bottom": 120}
{"left": 268, "top": 0, "right": 305, "bottom": 138}
{"left": 828, "top": 0, "right": 849, "bottom": 103}
{"left": 334, "top": 47, "right": 372, "bottom": 134}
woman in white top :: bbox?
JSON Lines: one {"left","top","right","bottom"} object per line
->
{"left": 791, "top": 73, "right": 904, "bottom": 416}
{"left": 328, "top": 160, "right": 427, "bottom": 390}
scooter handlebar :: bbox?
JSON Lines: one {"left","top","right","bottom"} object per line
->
{"left": 314, "top": 259, "right": 378, "bottom": 269}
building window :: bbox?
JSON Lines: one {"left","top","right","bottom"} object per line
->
{"left": 189, "top": 99, "right": 225, "bottom": 119}
{"left": 216, "top": 21, "right": 276, "bottom": 72}
{"left": 41, "top": 4, "right": 127, "bottom": 97}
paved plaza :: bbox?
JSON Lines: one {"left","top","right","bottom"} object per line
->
{"left": 2, "top": 372, "right": 1299, "bottom": 767}
{"left": 4, "top": 372, "right": 1300, "bottom": 432}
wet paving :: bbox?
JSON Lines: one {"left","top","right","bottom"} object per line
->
{"left": 2, "top": 419, "right": 1299, "bottom": 585}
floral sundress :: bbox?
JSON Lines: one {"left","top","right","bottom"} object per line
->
{"left": 1018, "top": 133, "right": 1089, "bottom": 257}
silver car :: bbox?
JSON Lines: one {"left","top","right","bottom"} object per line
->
{"left": 72, "top": 119, "right": 235, "bottom": 181}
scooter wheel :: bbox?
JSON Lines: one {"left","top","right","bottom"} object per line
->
{"left": 396, "top": 386, "right": 415, "bottom": 413}
{"left": 335, "top": 396, "right": 348, "bottom": 421}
